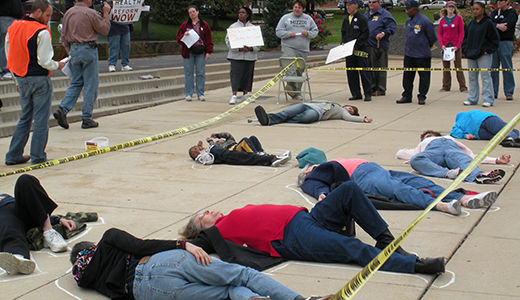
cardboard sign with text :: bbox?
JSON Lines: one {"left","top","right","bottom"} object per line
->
{"left": 227, "top": 26, "right": 264, "bottom": 49}
{"left": 110, "top": 0, "right": 146, "bottom": 24}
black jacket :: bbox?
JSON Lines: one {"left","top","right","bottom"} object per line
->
{"left": 341, "top": 11, "right": 369, "bottom": 50}
{"left": 78, "top": 228, "right": 186, "bottom": 299}
{"left": 489, "top": 7, "right": 518, "bottom": 41}
{"left": 0, "top": 0, "right": 24, "bottom": 18}
{"left": 191, "top": 226, "right": 285, "bottom": 271}
{"left": 462, "top": 15, "right": 500, "bottom": 59}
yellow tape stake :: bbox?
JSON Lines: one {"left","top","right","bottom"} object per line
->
{"left": 330, "top": 112, "right": 520, "bottom": 300}
{"left": 312, "top": 67, "right": 520, "bottom": 72}
{"left": 0, "top": 59, "right": 299, "bottom": 178}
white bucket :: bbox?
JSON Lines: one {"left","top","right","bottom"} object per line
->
{"left": 85, "top": 137, "right": 109, "bottom": 151}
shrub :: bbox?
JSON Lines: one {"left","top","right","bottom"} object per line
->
{"left": 308, "top": 13, "right": 331, "bottom": 49}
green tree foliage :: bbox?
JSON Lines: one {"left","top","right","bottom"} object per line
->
{"left": 148, "top": 0, "right": 192, "bottom": 25}
{"left": 262, "top": 0, "right": 292, "bottom": 48}
{"left": 148, "top": 0, "right": 246, "bottom": 27}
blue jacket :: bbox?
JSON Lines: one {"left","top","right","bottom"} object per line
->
{"left": 300, "top": 161, "right": 350, "bottom": 199}
{"left": 405, "top": 12, "right": 437, "bottom": 58}
{"left": 450, "top": 110, "right": 497, "bottom": 139}
{"left": 364, "top": 7, "right": 396, "bottom": 50}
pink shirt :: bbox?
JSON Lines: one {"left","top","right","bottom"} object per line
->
{"left": 438, "top": 15, "right": 464, "bottom": 49}
{"left": 331, "top": 158, "right": 368, "bottom": 177}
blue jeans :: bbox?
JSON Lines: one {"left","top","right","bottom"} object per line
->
{"left": 410, "top": 138, "right": 482, "bottom": 182}
{"left": 6, "top": 76, "right": 53, "bottom": 164}
{"left": 59, "top": 44, "right": 99, "bottom": 120}
{"left": 108, "top": 32, "right": 130, "bottom": 66}
{"left": 351, "top": 163, "right": 464, "bottom": 209}
{"left": 268, "top": 104, "right": 320, "bottom": 125}
{"left": 467, "top": 54, "right": 493, "bottom": 105}
{"left": 183, "top": 54, "right": 206, "bottom": 97}
{"left": 491, "top": 40, "right": 515, "bottom": 97}
{"left": 478, "top": 116, "right": 520, "bottom": 140}
{"left": 0, "top": 16, "right": 15, "bottom": 74}
{"left": 132, "top": 249, "right": 298, "bottom": 300}
{"left": 272, "top": 181, "right": 416, "bottom": 274}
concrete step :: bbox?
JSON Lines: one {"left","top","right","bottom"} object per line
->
{"left": 0, "top": 55, "right": 326, "bottom": 137}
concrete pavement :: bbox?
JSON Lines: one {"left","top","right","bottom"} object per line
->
{"left": 1, "top": 54, "right": 519, "bottom": 299}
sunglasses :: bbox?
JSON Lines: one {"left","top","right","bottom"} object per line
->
{"left": 369, "top": 1, "right": 378, "bottom": 3}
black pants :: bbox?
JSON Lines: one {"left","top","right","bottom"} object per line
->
{"left": 367, "top": 46, "right": 388, "bottom": 93}
{"left": 402, "top": 56, "right": 431, "bottom": 100}
{"left": 229, "top": 59, "right": 255, "bottom": 92}
{"left": 0, "top": 174, "right": 57, "bottom": 258}
{"left": 214, "top": 149, "right": 275, "bottom": 166}
{"left": 346, "top": 54, "right": 371, "bottom": 98}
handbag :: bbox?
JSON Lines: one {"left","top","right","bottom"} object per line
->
{"left": 190, "top": 44, "right": 205, "bottom": 54}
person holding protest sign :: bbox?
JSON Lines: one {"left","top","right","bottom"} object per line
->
{"left": 438, "top": 1, "right": 466, "bottom": 92}
{"left": 226, "top": 6, "right": 259, "bottom": 105}
{"left": 107, "top": 22, "right": 132, "bottom": 72}
{"left": 176, "top": 5, "right": 214, "bottom": 102}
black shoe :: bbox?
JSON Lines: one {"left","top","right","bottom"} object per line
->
{"left": 254, "top": 105, "right": 270, "bottom": 126}
{"left": 81, "top": 119, "right": 99, "bottom": 129}
{"left": 375, "top": 229, "right": 414, "bottom": 257}
{"left": 396, "top": 97, "right": 412, "bottom": 104}
{"left": 364, "top": 96, "right": 372, "bottom": 102}
{"left": 5, "top": 154, "right": 30, "bottom": 166}
{"left": 348, "top": 96, "right": 362, "bottom": 100}
{"left": 415, "top": 257, "right": 446, "bottom": 274}
{"left": 53, "top": 107, "right": 69, "bottom": 129}
{"left": 418, "top": 97, "right": 426, "bottom": 105}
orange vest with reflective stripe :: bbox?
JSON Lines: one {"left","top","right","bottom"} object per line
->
{"left": 6, "top": 19, "right": 51, "bottom": 77}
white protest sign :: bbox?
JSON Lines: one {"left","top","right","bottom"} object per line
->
{"left": 227, "top": 26, "right": 264, "bottom": 49}
{"left": 325, "top": 40, "right": 356, "bottom": 64}
{"left": 110, "top": 0, "right": 145, "bottom": 24}
{"left": 443, "top": 47, "right": 455, "bottom": 61}
{"left": 181, "top": 29, "right": 200, "bottom": 48}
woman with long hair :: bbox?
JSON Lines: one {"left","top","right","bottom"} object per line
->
{"left": 176, "top": 5, "right": 214, "bottom": 101}
{"left": 438, "top": 1, "right": 467, "bottom": 92}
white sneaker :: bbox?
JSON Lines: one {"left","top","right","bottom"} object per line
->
{"left": 466, "top": 191, "right": 498, "bottom": 208}
{"left": 241, "top": 94, "right": 253, "bottom": 102}
{"left": 43, "top": 229, "right": 68, "bottom": 253}
{"left": 198, "top": 95, "right": 206, "bottom": 101}
{"left": 121, "top": 65, "right": 133, "bottom": 71}
{"left": 108, "top": 65, "right": 116, "bottom": 72}
{"left": 447, "top": 200, "right": 462, "bottom": 215}
{"left": 271, "top": 155, "right": 290, "bottom": 167}
{"left": 463, "top": 100, "right": 473, "bottom": 105}
{"left": 0, "top": 252, "right": 35, "bottom": 275}
{"left": 229, "top": 95, "right": 237, "bottom": 105}
{"left": 445, "top": 168, "right": 460, "bottom": 179}
{"left": 1, "top": 72, "right": 12, "bottom": 80}
{"left": 482, "top": 102, "right": 492, "bottom": 107}
{"left": 185, "top": 95, "right": 192, "bottom": 101}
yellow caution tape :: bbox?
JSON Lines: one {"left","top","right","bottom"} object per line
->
{"left": 0, "top": 59, "right": 299, "bottom": 177}
{"left": 330, "top": 112, "right": 520, "bottom": 300}
{"left": 312, "top": 66, "right": 520, "bottom": 72}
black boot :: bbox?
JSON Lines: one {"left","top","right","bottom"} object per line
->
{"left": 375, "top": 229, "right": 413, "bottom": 256}
{"left": 415, "top": 257, "right": 445, "bottom": 274}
